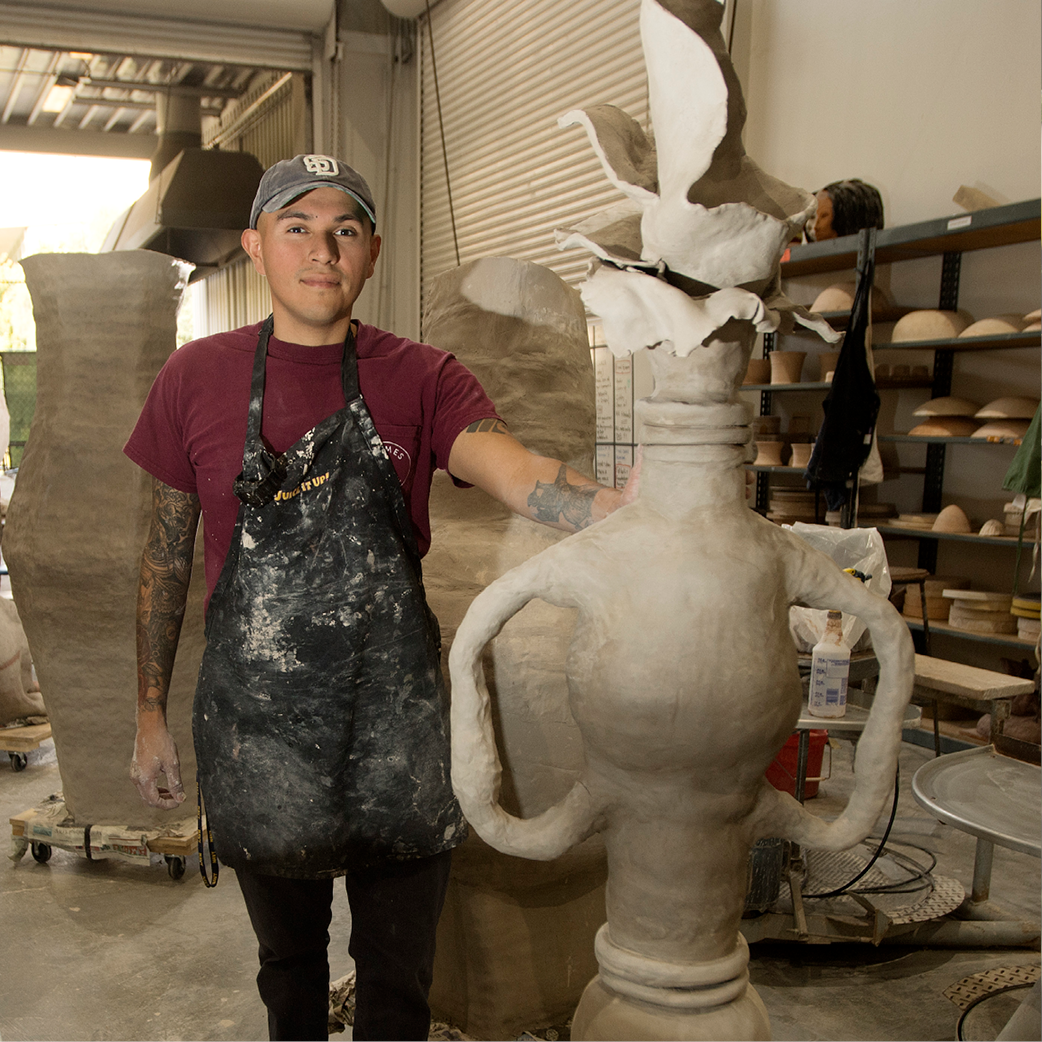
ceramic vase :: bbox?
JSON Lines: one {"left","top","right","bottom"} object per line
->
{"left": 5, "top": 251, "right": 206, "bottom": 827}
{"left": 422, "top": 257, "right": 605, "bottom": 1039}
{"left": 449, "top": 318, "right": 914, "bottom": 1041}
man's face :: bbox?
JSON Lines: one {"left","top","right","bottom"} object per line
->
{"left": 241, "top": 185, "right": 381, "bottom": 345}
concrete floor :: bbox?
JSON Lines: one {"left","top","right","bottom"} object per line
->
{"left": 0, "top": 737, "right": 1038, "bottom": 1042}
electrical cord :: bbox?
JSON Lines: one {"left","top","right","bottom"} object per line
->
{"left": 801, "top": 764, "right": 901, "bottom": 899}
{"left": 956, "top": 982, "right": 1036, "bottom": 1041}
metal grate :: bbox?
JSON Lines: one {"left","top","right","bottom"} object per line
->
{"left": 944, "top": 964, "right": 1041, "bottom": 1011}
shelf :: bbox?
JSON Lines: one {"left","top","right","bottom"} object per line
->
{"left": 875, "top": 525, "right": 1034, "bottom": 547}
{"left": 780, "top": 198, "right": 1041, "bottom": 277}
{"left": 904, "top": 617, "right": 1038, "bottom": 650}
{"left": 873, "top": 331, "right": 1040, "bottom": 353}
{"left": 742, "top": 382, "right": 830, "bottom": 392}
{"left": 880, "top": 434, "right": 1024, "bottom": 445}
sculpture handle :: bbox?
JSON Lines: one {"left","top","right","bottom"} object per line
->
{"left": 752, "top": 553, "right": 915, "bottom": 850}
{"left": 448, "top": 561, "right": 598, "bottom": 861}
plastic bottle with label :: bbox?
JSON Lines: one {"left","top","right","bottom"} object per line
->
{"left": 807, "top": 609, "right": 849, "bottom": 718}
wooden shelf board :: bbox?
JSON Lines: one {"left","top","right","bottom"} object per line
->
{"left": 876, "top": 525, "right": 1035, "bottom": 546}
{"left": 904, "top": 617, "right": 1038, "bottom": 649}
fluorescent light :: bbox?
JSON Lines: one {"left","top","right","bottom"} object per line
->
{"left": 42, "top": 84, "right": 76, "bottom": 113}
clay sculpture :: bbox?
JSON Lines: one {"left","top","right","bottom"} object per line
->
{"left": 449, "top": 2, "right": 914, "bottom": 1039}
{"left": 5, "top": 252, "right": 205, "bottom": 827}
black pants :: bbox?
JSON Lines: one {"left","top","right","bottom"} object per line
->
{"left": 235, "top": 850, "right": 452, "bottom": 1041}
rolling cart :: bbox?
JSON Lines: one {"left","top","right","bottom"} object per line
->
{"left": 0, "top": 721, "right": 52, "bottom": 772}
{"left": 10, "top": 793, "right": 199, "bottom": 880}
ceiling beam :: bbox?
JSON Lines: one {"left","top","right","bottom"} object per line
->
{"left": 0, "top": 124, "right": 156, "bottom": 159}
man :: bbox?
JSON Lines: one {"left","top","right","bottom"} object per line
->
{"left": 126, "top": 154, "right": 630, "bottom": 1041}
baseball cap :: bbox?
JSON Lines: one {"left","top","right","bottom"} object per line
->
{"left": 249, "top": 154, "right": 377, "bottom": 230}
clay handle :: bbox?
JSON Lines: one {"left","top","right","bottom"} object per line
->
{"left": 448, "top": 565, "right": 596, "bottom": 861}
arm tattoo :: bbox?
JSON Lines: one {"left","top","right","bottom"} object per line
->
{"left": 527, "top": 465, "right": 600, "bottom": 531}
{"left": 464, "top": 418, "right": 510, "bottom": 435}
{"left": 137, "top": 480, "right": 200, "bottom": 712}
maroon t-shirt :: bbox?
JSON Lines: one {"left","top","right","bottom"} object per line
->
{"left": 124, "top": 321, "right": 500, "bottom": 606}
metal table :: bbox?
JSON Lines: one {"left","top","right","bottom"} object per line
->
{"left": 912, "top": 745, "right": 1041, "bottom": 917}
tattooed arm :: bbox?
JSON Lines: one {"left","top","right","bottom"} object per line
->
{"left": 447, "top": 418, "right": 636, "bottom": 533}
{"left": 130, "top": 478, "right": 201, "bottom": 809}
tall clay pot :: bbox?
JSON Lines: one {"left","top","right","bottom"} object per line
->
{"left": 449, "top": 321, "right": 914, "bottom": 1040}
{"left": 422, "top": 257, "right": 607, "bottom": 1038}
{"left": 5, "top": 252, "right": 206, "bottom": 828}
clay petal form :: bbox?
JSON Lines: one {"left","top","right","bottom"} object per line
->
{"left": 1024, "top": 308, "right": 1041, "bottom": 323}
{"left": 891, "top": 309, "right": 973, "bottom": 342}
{"left": 557, "top": 106, "right": 658, "bottom": 205}
{"left": 974, "top": 396, "right": 1040, "bottom": 420}
{"left": 913, "top": 395, "right": 980, "bottom": 417}
{"left": 579, "top": 266, "right": 779, "bottom": 359}
{"left": 979, "top": 519, "right": 1006, "bottom": 537}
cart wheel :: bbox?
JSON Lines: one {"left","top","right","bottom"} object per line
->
{"left": 30, "top": 842, "right": 51, "bottom": 863}
{"left": 10, "top": 752, "right": 27, "bottom": 772}
{"left": 166, "top": 855, "right": 186, "bottom": 881}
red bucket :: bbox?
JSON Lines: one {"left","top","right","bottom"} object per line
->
{"left": 766, "top": 730, "right": 828, "bottom": 799}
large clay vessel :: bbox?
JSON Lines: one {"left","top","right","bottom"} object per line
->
{"left": 422, "top": 256, "right": 606, "bottom": 1039}
{"left": 5, "top": 251, "right": 206, "bottom": 827}
{"left": 449, "top": 321, "right": 914, "bottom": 1040}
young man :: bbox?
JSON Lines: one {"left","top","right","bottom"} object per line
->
{"left": 126, "top": 154, "right": 629, "bottom": 1041}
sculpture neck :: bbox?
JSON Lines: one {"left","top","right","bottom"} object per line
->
{"left": 636, "top": 398, "right": 751, "bottom": 517}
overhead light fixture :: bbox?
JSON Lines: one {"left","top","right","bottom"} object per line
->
{"left": 380, "top": 0, "right": 428, "bottom": 18}
{"left": 42, "top": 84, "right": 76, "bottom": 112}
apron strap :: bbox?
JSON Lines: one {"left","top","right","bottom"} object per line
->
{"left": 233, "top": 317, "right": 360, "bottom": 508}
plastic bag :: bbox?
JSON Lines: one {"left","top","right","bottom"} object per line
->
{"left": 784, "top": 523, "right": 892, "bottom": 653}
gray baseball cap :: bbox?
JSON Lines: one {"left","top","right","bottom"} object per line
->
{"left": 249, "top": 154, "right": 376, "bottom": 230}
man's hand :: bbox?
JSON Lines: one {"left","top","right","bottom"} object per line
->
{"left": 447, "top": 419, "right": 637, "bottom": 532}
{"left": 131, "top": 721, "right": 186, "bottom": 809}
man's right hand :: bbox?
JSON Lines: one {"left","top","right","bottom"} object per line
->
{"left": 131, "top": 724, "right": 186, "bottom": 809}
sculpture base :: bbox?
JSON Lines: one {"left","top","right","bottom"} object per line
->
{"left": 571, "top": 975, "right": 771, "bottom": 1041}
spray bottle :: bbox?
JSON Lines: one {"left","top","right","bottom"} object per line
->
{"left": 808, "top": 609, "right": 849, "bottom": 718}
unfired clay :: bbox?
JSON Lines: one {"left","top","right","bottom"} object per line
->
{"left": 449, "top": 4, "right": 913, "bottom": 1039}
{"left": 974, "top": 396, "right": 1039, "bottom": 419}
{"left": 971, "top": 419, "right": 1031, "bottom": 441}
{"left": 891, "top": 309, "right": 973, "bottom": 341}
{"left": 5, "top": 252, "right": 206, "bottom": 827}
{"left": 908, "top": 418, "right": 980, "bottom": 437}
{"left": 769, "top": 350, "right": 806, "bottom": 385}
{"left": 932, "top": 504, "right": 972, "bottom": 533}
{"left": 0, "top": 597, "right": 44, "bottom": 726}
{"left": 743, "top": 358, "right": 771, "bottom": 385}
{"left": 958, "top": 315, "right": 1026, "bottom": 337}
{"left": 913, "top": 396, "right": 980, "bottom": 417}
{"left": 422, "top": 257, "right": 604, "bottom": 1039}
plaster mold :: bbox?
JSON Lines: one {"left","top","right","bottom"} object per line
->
{"left": 422, "top": 257, "right": 604, "bottom": 1039}
{"left": 449, "top": 2, "right": 912, "bottom": 1039}
{"left": 5, "top": 252, "right": 205, "bottom": 826}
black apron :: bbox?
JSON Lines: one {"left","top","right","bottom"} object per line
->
{"left": 193, "top": 317, "right": 466, "bottom": 877}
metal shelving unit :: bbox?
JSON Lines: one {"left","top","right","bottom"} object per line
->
{"left": 768, "top": 199, "right": 1040, "bottom": 659}
{"left": 772, "top": 198, "right": 1040, "bottom": 570}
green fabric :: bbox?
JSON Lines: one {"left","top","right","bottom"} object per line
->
{"left": 1002, "top": 403, "right": 1041, "bottom": 497}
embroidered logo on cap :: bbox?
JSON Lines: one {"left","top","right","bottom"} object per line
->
{"left": 303, "top": 155, "right": 339, "bottom": 176}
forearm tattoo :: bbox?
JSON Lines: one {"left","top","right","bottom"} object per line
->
{"left": 464, "top": 418, "right": 510, "bottom": 435}
{"left": 528, "top": 465, "right": 601, "bottom": 531}
{"left": 137, "top": 481, "right": 200, "bottom": 712}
